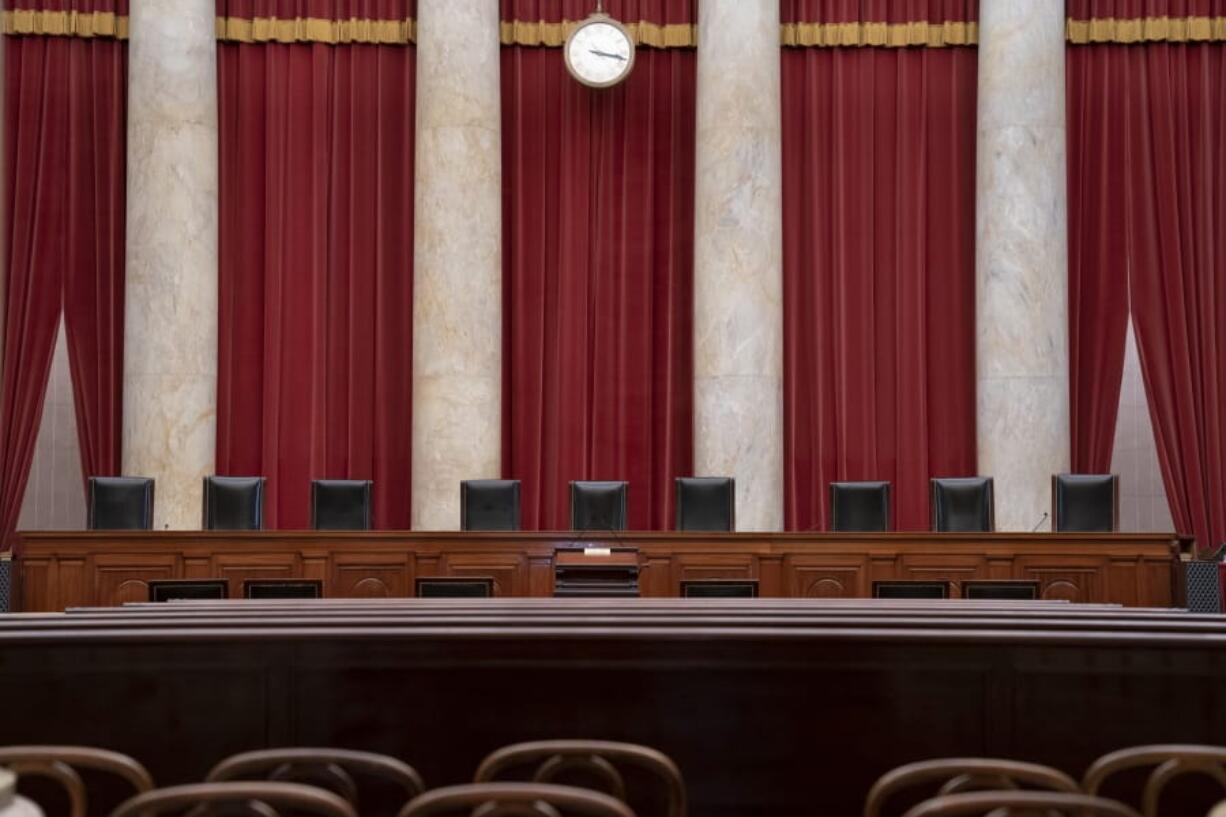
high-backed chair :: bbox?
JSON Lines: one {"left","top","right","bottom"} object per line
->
{"left": 674, "top": 477, "right": 735, "bottom": 532}
{"left": 1084, "top": 744, "right": 1226, "bottom": 817}
{"left": 460, "top": 480, "right": 521, "bottom": 531}
{"left": 863, "top": 757, "right": 1079, "bottom": 817}
{"left": 1053, "top": 474, "right": 1119, "bottom": 532}
{"left": 112, "top": 782, "right": 356, "bottom": 817}
{"left": 401, "top": 783, "right": 637, "bottom": 817}
{"left": 475, "top": 739, "right": 685, "bottom": 817}
{"left": 87, "top": 477, "right": 154, "bottom": 530}
{"left": 311, "top": 480, "right": 373, "bottom": 531}
{"left": 899, "top": 791, "right": 1141, "bottom": 817}
{"left": 571, "top": 482, "right": 628, "bottom": 531}
{"left": 830, "top": 481, "right": 891, "bottom": 532}
{"left": 202, "top": 476, "right": 266, "bottom": 531}
{"left": 0, "top": 746, "right": 154, "bottom": 817}
{"left": 208, "top": 747, "right": 425, "bottom": 812}
{"left": 930, "top": 477, "right": 994, "bottom": 532}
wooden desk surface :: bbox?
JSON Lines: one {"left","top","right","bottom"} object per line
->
{"left": 14, "top": 530, "right": 1182, "bottom": 611}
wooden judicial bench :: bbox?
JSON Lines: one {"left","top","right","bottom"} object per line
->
{"left": 13, "top": 529, "right": 1184, "bottom": 611}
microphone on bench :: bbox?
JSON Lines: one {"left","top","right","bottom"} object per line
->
{"left": 1031, "top": 511, "right": 1050, "bottom": 533}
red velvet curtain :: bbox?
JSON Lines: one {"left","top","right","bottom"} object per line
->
{"left": 216, "top": 1, "right": 415, "bottom": 530}
{"left": 1067, "top": 0, "right": 1226, "bottom": 553}
{"left": 500, "top": 0, "right": 695, "bottom": 531}
{"left": 781, "top": 0, "right": 979, "bottom": 532}
{"left": 1, "top": 1, "right": 126, "bottom": 552}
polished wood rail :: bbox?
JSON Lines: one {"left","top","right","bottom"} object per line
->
{"left": 0, "top": 599, "right": 1222, "bottom": 817}
{"left": 13, "top": 530, "right": 1183, "bottom": 611}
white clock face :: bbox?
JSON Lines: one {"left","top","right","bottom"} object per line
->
{"left": 565, "top": 19, "right": 635, "bottom": 88}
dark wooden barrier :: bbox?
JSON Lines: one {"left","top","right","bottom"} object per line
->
{"left": 14, "top": 530, "right": 1183, "bottom": 611}
{"left": 1, "top": 599, "right": 1222, "bottom": 816}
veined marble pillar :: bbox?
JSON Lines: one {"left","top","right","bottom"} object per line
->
{"left": 692, "top": 0, "right": 784, "bottom": 531}
{"left": 123, "top": 0, "right": 218, "bottom": 529}
{"left": 411, "top": 0, "right": 502, "bottom": 530}
{"left": 975, "top": 2, "right": 1069, "bottom": 530}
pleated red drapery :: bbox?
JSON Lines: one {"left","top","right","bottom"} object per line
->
{"left": 501, "top": 0, "right": 695, "bottom": 531}
{"left": 1, "top": 0, "right": 126, "bottom": 552}
{"left": 216, "top": 0, "right": 416, "bottom": 530}
{"left": 781, "top": 0, "right": 979, "bottom": 532}
{"left": 1067, "top": 0, "right": 1226, "bottom": 553}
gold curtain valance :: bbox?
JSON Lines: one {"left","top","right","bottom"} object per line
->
{"left": 500, "top": 19, "right": 695, "bottom": 48}
{"left": 780, "top": 20, "right": 977, "bottom": 48}
{"left": 2, "top": 9, "right": 127, "bottom": 39}
{"left": 1067, "top": 15, "right": 1226, "bottom": 43}
{"left": 216, "top": 16, "right": 415, "bottom": 44}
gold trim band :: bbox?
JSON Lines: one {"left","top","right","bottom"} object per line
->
{"left": 500, "top": 19, "right": 695, "bottom": 48}
{"left": 216, "top": 16, "right": 416, "bottom": 44}
{"left": 1067, "top": 16, "right": 1226, "bottom": 43}
{"left": 2, "top": 9, "right": 127, "bottom": 39}
{"left": 780, "top": 20, "right": 977, "bottom": 47}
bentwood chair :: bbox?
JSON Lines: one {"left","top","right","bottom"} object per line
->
{"left": 111, "top": 782, "right": 356, "bottom": 817}
{"left": 830, "top": 481, "right": 891, "bottom": 532}
{"left": 899, "top": 791, "right": 1141, "bottom": 817}
{"left": 86, "top": 477, "right": 154, "bottom": 530}
{"left": 0, "top": 746, "right": 154, "bottom": 817}
{"left": 460, "top": 480, "right": 522, "bottom": 531}
{"left": 202, "top": 476, "right": 266, "bottom": 531}
{"left": 208, "top": 747, "right": 425, "bottom": 812}
{"left": 863, "top": 757, "right": 1079, "bottom": 817}
{"left": 930, "top": 477, "right": 995, "bottom": 532}
{"left": 399, "top": 783, "right": 637, "bottom": 817}
{"left": 475, "top": 740, "right": 686, "bottom": 817}
{"left": 1053, "top": 474, "right": 1119, "bottom": 532}
{"left": 311, "top": 480, "right": 373, "bottom": 531}
{"left": 571, "top": 482, "right": 629, "bottom": 531}
{"left": 674, "top": 477, "right": 735, "bottom": 532}
{"left": 1084, "top": 744, "right": 1226, "bottom": 817}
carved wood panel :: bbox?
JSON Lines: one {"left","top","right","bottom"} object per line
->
{"left": 437, "top": 553, "right": 527, "bottom": 597}
{"left": 93, "top": 554, "right": 179, "bottom": 607}
{"left": 332, "top": 554, "right": 412, "bottom": 598}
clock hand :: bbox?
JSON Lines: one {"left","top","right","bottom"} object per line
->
{"left": 588, "top": 48, "right": 628, "bottom": 62}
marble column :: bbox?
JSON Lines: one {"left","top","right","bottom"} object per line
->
{"left": 123, "top": 0, "right": 218, "bottom": 529}
{"left": 975, "top": 1, "right": 1069, "bottom": 531}
{"left": 692, "top": 0, "right": 784, "bottom": 531}
{"left": 411, "top": 0, "right": 502, "bottom": 530}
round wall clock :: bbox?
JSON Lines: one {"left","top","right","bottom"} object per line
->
{"left": 564, "top": 11, "right": 636, "bottom": 89}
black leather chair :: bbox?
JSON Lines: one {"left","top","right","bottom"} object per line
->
{"left": 311, "top": 480, "right": 372, "bottom": 531}
{"left": 87, "top": 476, "right": 155, "bottom": 530}
{"left": 461, "top": 480, "right": 521, "bottom": 531}
{"left": 1052, "top": 474, "right": 1119, "bottom": 532}
{"left": 930, "top": 477, "right": 995, "bottom": 532}
{"left": 675, "top": 477, "right": 735, "bottom": 532}
{"left": 202, "top": 476, "right": 266, "bottom": 531}
{"left": 570, "top": 481, "right": 628, "bottom": 531}
{"left": 829, "top": 481, "right": 891, "bottom": 532}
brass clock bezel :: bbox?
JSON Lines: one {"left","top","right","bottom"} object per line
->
{"left": 563, "top": 12, "right": 637, "bottom": 89}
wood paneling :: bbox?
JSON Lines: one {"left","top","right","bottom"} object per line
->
{"left": 13, "top": 530, "right": 1183, "bottom": 611}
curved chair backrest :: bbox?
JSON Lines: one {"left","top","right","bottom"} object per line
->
{"left": 1084, "top": 744, "right": 1226, "bottom": 817}
{"left": 475, "top": 740, "right": 685, "bottom": 817}
{"left": 110, "top": 781, "right": 356, "bottom": 817}
{"left": 207, "top": 747, "right": 425, "bottom": 809}
{"left": 864, "top": 757, "right": 1079, "bottom": 817}
{"left": 0, "top": 746, "right": 154, "bottom": 817}
{"left": 398, "top": 783, "right": 637, "bottom": 817}
{"left": 900, "top": 790, "right": 1142, "bottom": 817}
